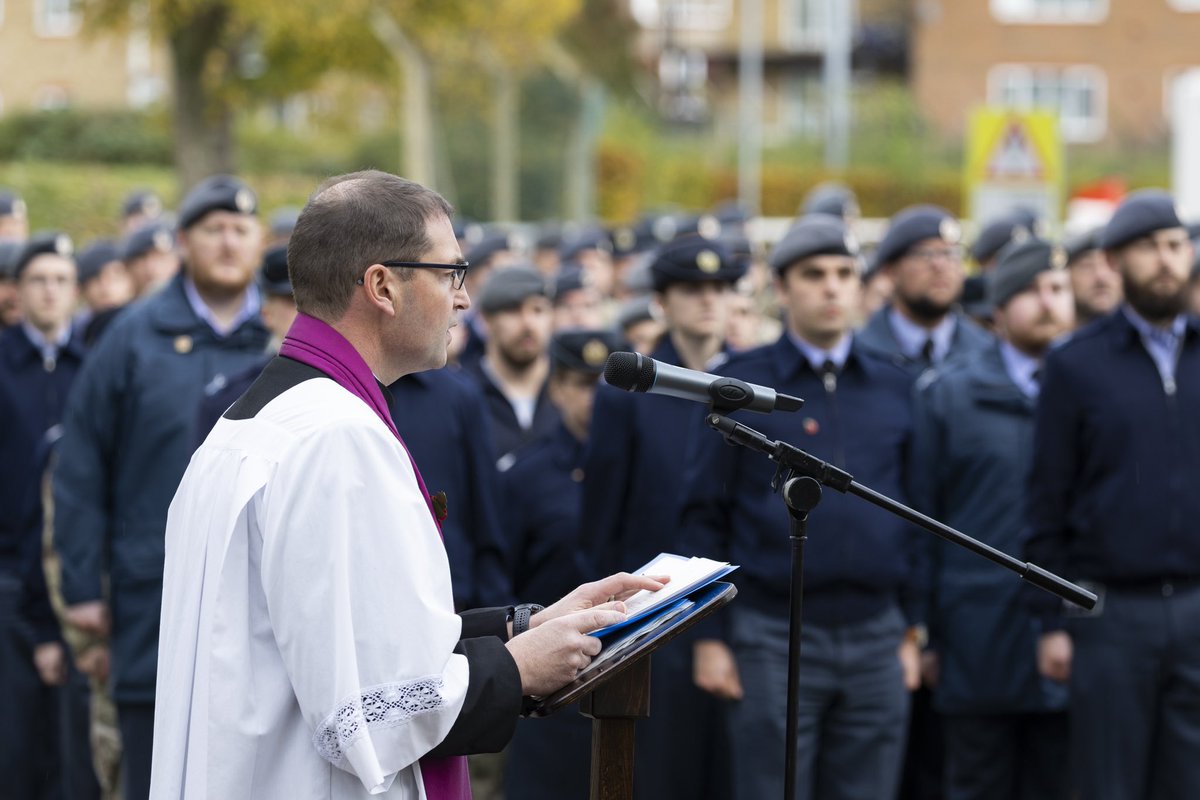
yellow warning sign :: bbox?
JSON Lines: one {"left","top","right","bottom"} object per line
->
{"left": 965, "top": 107, "right": 1063, "bottom": 224}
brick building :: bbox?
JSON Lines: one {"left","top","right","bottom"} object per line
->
{"left": 912, "top": 0, "right": 1200, "bottom": 146}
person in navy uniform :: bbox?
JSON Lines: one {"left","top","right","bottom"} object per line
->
{"left": 1063, "top": 225, "right": 1122, "bottom": 327}
{"left": 501, "top": 327, "right": 623, "bottom": 800}
{"left": 911, "top": 238, "right": 1075, "bottom": 800}
{"left": 458, "top": 228, "right": 524, "bottom": 368}
{"left": 858, "top": 205, "right": 992, "bottom": 374}
{"left": 463, "top": 266, "right": 560, "bottom": 468}
{"left": 1025, "top": 190, "right": 1200, "bottom": 800}
{"left": 0, "top": 188, "right": 29, "bottom": 240}
{"left": 583, "top": 233, "right": 744, "bottom": 800}
{"left": 961, "top": 208, "right": 1042, "bottom": 325}
{"left": 75, "top": 239, "right": 135, "bottom": 346}
{"left": 120, "top": 219, "right": 180, "bottom": 299}
{"left": 682, "top": 214, "right": 924, "bottom": 800}
{"left": 53, "top": 175, "right": 270, "bottom": 800}
{"left": 0, "top": 232, "right": 93, "bottom": 799}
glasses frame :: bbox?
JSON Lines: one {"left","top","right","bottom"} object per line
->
{"left": 356, "top": 260, "right": 469, "bottom": 290}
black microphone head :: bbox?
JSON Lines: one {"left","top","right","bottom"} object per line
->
{"left": 604, "top": 351, "right": 656, "bottom": 392}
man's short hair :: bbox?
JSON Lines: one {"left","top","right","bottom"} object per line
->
{"left": 288, "top": 171, "right": 454, "bottom": 320}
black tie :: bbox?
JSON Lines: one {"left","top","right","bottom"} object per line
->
{"left": 920, "top": 337, "right": 935, "bottom": 365}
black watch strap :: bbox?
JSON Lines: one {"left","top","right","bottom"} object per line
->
{"left": 512, "top": 603, "right": 544, "bottom": 637}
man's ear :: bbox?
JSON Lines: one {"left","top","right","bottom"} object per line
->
{"left": 361, "top": 264, "right": 400, "bottom": 317}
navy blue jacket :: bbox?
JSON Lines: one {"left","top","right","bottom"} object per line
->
{"left": 680, "top": 334, "right": 924, "bottom": 628}
{"left": 53, "top": 275, "right": 269, "bottom": 702}
{"left": 582, "top": 336, "right": 722, "bottom": 576}
{"left": 194, "top": 355, "right": 270, "bottom": 446}
{"left": 857, "top": 305, "right": 993, "bottom": 376}
{"left": 1025, "top": 310, "right": 1200, "bottom": 613}
{"left": 500, "top": 422, "right": 590, "bottom": 606}
{"left": 0, "top": 324, "right": 88, "bottom": 642}
{"left": 388, "top": 368, "right": 514, "bottom": 609}
{"left": 910, "top": 343, "right": 1067, "bottom": 714}
{"left": 462, "top": 358, "right": 560, "bottom": 466}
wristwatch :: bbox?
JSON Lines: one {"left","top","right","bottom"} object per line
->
{"left": 511, "top": 603, "right": 544, "bottom": 637}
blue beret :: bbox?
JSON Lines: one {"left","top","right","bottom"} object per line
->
{"left": 14, "top": 231, "right": 73, "bottom": 278}
{"left": 711, "top": 199, "right": 750, "bottom": 227}
{"left": 721, "top": 232, "right": 755, "bottom": 274}
{"left": 0, "top": 189, "right": 26, "bottom": 219}
{"left": 552, "top": 263, "right": 590, "bottom": 302}
{"left": 535, "top": 224, "right": 563, "bottom": 252}
{"left": 559, "top": 226, "right": 612, "bottom": 262}
{"left": 874, "top": 205, "right": 961, "bottom": 267}
{"left": 801, "top": 182, "right": 860, "bottom": 219}
{"left": 549, "top": 328, "right": 624, "bottom": 374}
{"left": 177, "top": 175, "right": 257, "bottom": 230}
{"left": 616, "top": 294, "right": 656, "bottom": 330}
{"left": 0, "top": 239, "right": 23, "bottom": 280}
{"left": 650, "top": 235, "right": 745, "bottom": 291}
{"left": 258, "top": 244, "right": 292, "bottom": 296}
{"left": 769, "top": 213, "right": 859, "bottom": 274}
{"left": 466, "top": 229, "right": 519, "bottom": 267}
{"left": 478, "top": 266, "right": 547, "bottom": 313}
{"left": 121, "top": 221, "right": 175, "bottom": 262}
{"left": 77, "top": 239, "right": 121, "bottom": 284}
{"left": 970, "top": 212, "right": 1040, "bottom": 265}
{"left": 1100, "top": 189, "right": 1184, "bottom": 250}
{"left": 121, "top": 189, "right": 163, "bottom": 220}
{"left": 1065, "top": 226, "right": 1103, "bottom": 265}
{"left": 987, "top": 238, "right": 1068, "bottom": 308}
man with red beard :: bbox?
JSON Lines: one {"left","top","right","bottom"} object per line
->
{"left": 1026, "top": 190, "right": 1200, "bottom": 800}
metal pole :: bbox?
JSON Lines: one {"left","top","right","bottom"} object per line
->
{"left": 823, "top": 0, "right": 851, "bottom": 170}
{"left": 738, "top": 0, "right": 763, "bottom": 215}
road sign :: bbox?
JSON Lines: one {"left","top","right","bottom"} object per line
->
{"left": 965, "top": 107, "right": 1063, "bottom": 225}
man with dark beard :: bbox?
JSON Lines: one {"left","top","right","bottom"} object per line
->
{"left": 1025, "top": 190, "right": 1200, "bottom": 800}
{"left": 858, "top": 205, "right": 992, "bottom": 375}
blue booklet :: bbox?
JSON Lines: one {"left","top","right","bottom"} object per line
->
{"left": 589, "top": 553, "right": 738, "bottom": 638}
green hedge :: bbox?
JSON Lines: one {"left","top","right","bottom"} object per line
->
{"left": 0, "top": 109, "right": 173, "bottom": 165}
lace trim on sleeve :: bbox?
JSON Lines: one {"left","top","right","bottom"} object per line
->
{"left": 312, "top": 676, "right": 445, "bottom": 765}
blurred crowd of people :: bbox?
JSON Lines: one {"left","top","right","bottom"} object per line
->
{"left": 2, "top": 173, "right": 1200, "bottom": 800}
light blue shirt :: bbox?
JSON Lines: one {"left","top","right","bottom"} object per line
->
{"left": 183, "top": 276, "right": 261, "bottom": 338}
{"left": 20, "top": 320, "right": 70, "bottom": 366}
{"left": 887, "top": 307, "right": 957, "bottom": 365}
{"left": 1122, "top": 305, "right": 1187, "bottom": 390}
{"left": 999, "top": 340, "right": 1041, "bottom": 400}
{"left": 787, "top": 330, "right": 852, "bottom": 372}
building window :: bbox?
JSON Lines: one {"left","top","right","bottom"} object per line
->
{"left": 987, "top": 64, "right": 1107, "bottom": 142}
{"left": 990, "top": 0, "right": 1108, "bottom": 24}
{"left": 776, "top": 72, "right": 824, "bottom": 139}
{"left": 1168, "top": 0, "right": 1200, "bottom": 9}
{"left": 35, "top": 85, "right": 71, "bottom": 109}
{"left": 35, "top": 0, "right": 82, "bottom": 37}
{"left": 631, "top": 0, "right": 733, "bottom": 31}
{"left": 783, "top": 0, "right": 825, "bottom": 48}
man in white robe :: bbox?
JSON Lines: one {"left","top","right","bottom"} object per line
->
{"left": 151, "top": 171, "right": 660, "bottom": 799}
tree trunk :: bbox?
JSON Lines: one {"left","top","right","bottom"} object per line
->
{"left": 491, "top": 64, "right": 518, "bottom": 222}
{"left": 369, "top": 10, "right": 435, "bottom": 187}
{"left": 168, "top": 5, "right": 234, "bottom": 191}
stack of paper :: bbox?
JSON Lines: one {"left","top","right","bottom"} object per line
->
{"left": 590, "top": 553, "right": 737, "bottom": 638}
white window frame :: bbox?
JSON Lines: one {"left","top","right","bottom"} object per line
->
{"left": 987, "top": 63, "right": 1108, "bottom": 143}
{"left": 1167, "top": 0, "right": 1200, "bottom": 10}
{"left": 34, "top": 0, "right": 82, "bottom": 38}
{"left": 781, "top": 0, "right": 825, "bottom": 49}
{"left": 990, "top": 0, "right": 1109, "bottom": 24}
{"left": 631, "top": 0, "right": 733, "bottom": 31}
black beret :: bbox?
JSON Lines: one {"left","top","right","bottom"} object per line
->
{"left": 874, "top": 205, "right": 961, "bottom": 267}
{"left": 535, "top": 224, "right": 563, "bottom": 252}
{"left": 711, "top": 199, "right": 750, "bottom": 227}
{"left": 14, "top": 231, "right": 73, "bottom": 278}
{"left": 801, "top": 182, "right": 860, "bottom": 219}
{"left": 987, "top": 238, "right": 1068, "bottom": 308}
{"left": 76, "top": 239, "right": 121, "bottom": 284}
{"left": 721, "top": 232, "right": 755, "bottom": 274}
{"left": 466, "top": 229, "right": 518, "bottom": 267}
{"left": 549, "top": 328, "right": 624, "bottom": 375}
{"left": 970, "top": 212, "right": 1039, "bottom": 265}
{"left": 121, "top": 189, "right": 163, "bottom": 220}
{"left": 454, "top": 217, "right": 482, "bottom": 243}
{"left": 769, "top": 213, "right": 859, "bottom": 274}
{"left": 620, "top": 254, "right": 655, "bottom": 295}
{"left": 0, "top": 189, "right": 26, "bottom": 219}
{"left": 552, "top": 263, "right": 590, "bottom": 302}
{"left": 559, "top": 226, "right": 612, "bottom": 262}
{"left": 1065, "top": 226, "right": 1103, "bottom": 266}
{"left": 258, "top": 244, "right": 292, "bottom": 296}
{"left": 612, "top": 217, "right": 665, "bottom": 257}
{"left": 616, "top": 295, "right": 656, "bottom": 330}
{"left": 0, "top": 239, "right": 22, "bottom": 280}
{"left": 670, "top": 213, "right": 723, "bottom": 241}
{"left": 1100, "top": 189, "right": 1184, "bottom": 250}
{"left": 960, "top": 274, "right": 990, "bottom": 319}
{"left": 177, "top": 175, "right": 257, "bottom": 230}
{"left": 121, "top": 221, "right": 175, "bottom": 262}
{"left": 650, "top": 235, "right": 745, "bottom": 291}
{"left": 269, "top": 207, "right": 301, "bottom": 239}
{"left": 477, "top": 266, "right": 548, "bottom": 313}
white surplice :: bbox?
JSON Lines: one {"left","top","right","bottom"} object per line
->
{"left": 151, "top": 377, "right": 469, "bottom": 799}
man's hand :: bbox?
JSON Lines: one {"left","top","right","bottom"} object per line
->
{"left": 898, "top": 639, "right": 921, "bottom": 691}
{"left": 33, "top": 642, "right": 67, "bottom": 686}
{"left": 1038, "top": 630, "right": 1072, "bottom": 682}
{"left": 693, "top": 639, "right": 743, "bottom": 700}
{"left": 64, "top": 601, "right": 110, "bottom": 637}
{"left": 76, "top": 644, "right": 111, "bottom": 684}
{"left": 531, "top": 572, "right": 669, "bottom": 629}
{"left": 920, "top": 650, "right": 940, "bottom": 689}
{"left": 506, "top": 608, "right": 628, "bottom": 697}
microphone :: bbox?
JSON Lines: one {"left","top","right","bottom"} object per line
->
{"left": 604, "top": 351, "right": 803, "bottom": 414}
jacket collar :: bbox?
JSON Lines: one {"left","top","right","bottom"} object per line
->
{"left": 148, "top": 272, "right": 267, "bottom": 343}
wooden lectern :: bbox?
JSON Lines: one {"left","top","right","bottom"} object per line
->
{"left": 528, "top": 581, "right": 737, "bottom": 800}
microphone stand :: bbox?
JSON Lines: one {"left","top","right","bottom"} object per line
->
{"left": 704, "top": 412, "right": 1097, "bottom": 800}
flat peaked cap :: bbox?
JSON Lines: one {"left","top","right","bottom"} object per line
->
{"left": 650, "top": 235, "right": 744, "bottom": 292}
{"left": 549, "top": 328, "right": 625, "bottom": 374}
{"left": 259, "top": 244, "right": 292, "bottom": 296}
{"left": 121, "top": 221, "right": 175, "bottom": 262}
{"left": 874, "top": 205, "right": 961, "bottom": 267}
{"left": 14, "top": 231, "right": 74, "bottom": 278}
{"left": 1100, "top": 189, "right": 1184, "bottom": 251}
{"left": 770, "top": 213, "right": 859, "bottom": 274}
{"left": 76, "top": 239, "right": 121, "bottom": 284}
{"left": 178, "top": 175, "right": 257, "bottom": 230}
{"left": 477, "top": 266, "right": 548, "bottom": 314}
{"left": 987, "top": 238, "right": 1067, "bottom": 308}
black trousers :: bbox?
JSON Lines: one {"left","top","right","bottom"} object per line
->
{"left": 116, "top": 702, "right": 154, "bottom": 800}
{"left": 943, "top": 712, "right": 1068, "bottom": 800}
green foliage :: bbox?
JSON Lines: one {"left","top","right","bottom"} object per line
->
{"left": 0, "top": 110, "right": 173, "bottom": 165}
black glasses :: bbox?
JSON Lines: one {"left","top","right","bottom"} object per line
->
{"left": 357, "top": 260, "right": 469, "bottom": 290}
